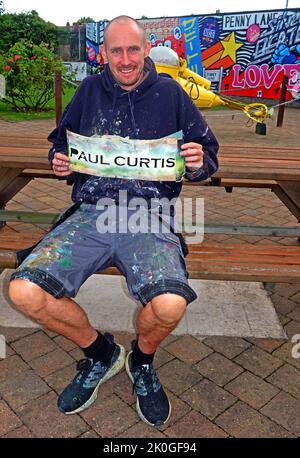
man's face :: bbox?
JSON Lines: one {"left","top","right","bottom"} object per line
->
{"left": 102, "top": 22, "right": 151, "bottom": 91}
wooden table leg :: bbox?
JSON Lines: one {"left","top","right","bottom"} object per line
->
{"left": 274, "top": 181, "right": 300, "bottom": 222}
{"left": 0, "top": 168, "right": 32, "bottom": 228}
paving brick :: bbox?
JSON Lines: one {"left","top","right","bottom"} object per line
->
{"left": 5, "top": 343, "right": 15, "bottom": 357}
{"left": 274, "top": 283, "right": 300, "bottom": 298}
{"left": 270, "top": 293, "right": 297, "bottom": 315}
{"left": 284, "top": 320, "right": 300, "bottom": 339}
{"left": 0, "top": 400, "right": 22, "bottom": 436}
{"left": 234, "top": 347, "right": 283, "bottom": 378}
{"left": 267, "top": 364, "right": 300, "bottom": 398}
{"left": 260, "top": 392, "right": 300, "bottom": 436}
{"left": 156, "top": 359, "right": 202, "bottom": 395}
{"left": 79, "top": 430, "right": 100, "bottom": 438}
{"left": 102, "top": 370, "right": 135, "bottom": 405}
{"left": 53, "top": 335, "right": 78, "bottom": 352}
{"left": 225, "top": 371, "right": 279, "bottom": 409}
{"left": 16, "top": 392, "right": 88, "bottom": 438}
{"left": 119, "top": 422, "right": 167, "bottom": 438}
{"left": 0, "top": 326, "right": 37, "bottom": 343}
{"left": 245, "top": 338, "right": 286, "bottom": 353}
{"left": 113, "top": 331, "right": 135, "bottom": 352}
{"left": 216, "top": 401, "right": 294, "bottom": 438}
{"left": 203, "top": 336, "right": 251, "bottom": 359}
{"left": 287, "top": 306, "right": 300, "bottom": 322}
{"left": 1, "top": 425, "right": 34, "bottom": 438}
{"left": 164, "top": 410, "right": 228, "bottom": 438}
{"left": 29, "top": 348, "right": 74, "bottom": 377}
{"left": 273, "top": 342, "right": 300, "bottom": 370}
{"left": 277, "top": 313, "right": 292, "bottom": 326}
{"left": 291, "top": 291, "right": 300, "bottom": 304}
{"left": 181, "top": 378, "right": 237, "bottom": 420}
{"left": 44, "top": 363, "right": 77, "bottom": 393}
{"left": 165, "top": 335, "right": 213, "bottom": 364}
{"left": 81, "top": 394, "right": 137, "bottom": 437}
{"left": 158, "top": 389, "right": 192, "bottom": 431}
{"left": 0, "top": 370, "right": 50, "bottom": 410}
{"left": 160, "top": 335, "right": 179, "bottom": 348}
{"left": 11, "top": 331, "right": 58, "bottom": 361}
{"left": 153, "top": 347, "right": 174, "bottom": 369}
{"left": 196, "top": 353, "right": 244, "bottom": 387}
{"left": 0, "top": 355, "right": 29, "bottom": 383}
{"left": 69, "top": 347, "right": 84, "bottom": 361}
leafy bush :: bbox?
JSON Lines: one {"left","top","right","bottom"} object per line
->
{"left": 0, "top": 40, "right": 67, "bottom": 112}
{"left": 0, "top": 10, "right": 58, "bottom": 54}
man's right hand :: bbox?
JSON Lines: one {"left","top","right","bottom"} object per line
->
{"left": 52, "top": 152, "right": 72, "bottom": 176}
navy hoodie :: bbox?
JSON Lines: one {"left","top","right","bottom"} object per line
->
{"left": 48, "top": 57, "right": 219, "bottom": 204}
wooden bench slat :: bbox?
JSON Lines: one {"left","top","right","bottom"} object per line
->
{"left": 187, "top": 243, "right": 300, "bottom": 255}
{"left": 1, "top": 232, "right": 300, "bottom": 282}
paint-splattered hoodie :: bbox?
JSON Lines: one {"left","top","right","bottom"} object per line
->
{"left": 48, "top": 57, "right": 219, "bottom": 204}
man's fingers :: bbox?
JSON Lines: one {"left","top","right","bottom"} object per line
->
{"left": 53, "top": 170, "right": 72, "bottom": 176}
{"left": 184, "top": 155, "right": 202, "bottom": 162}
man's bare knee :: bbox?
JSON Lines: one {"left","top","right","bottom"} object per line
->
{"left": 151, "top": 294, "right": 187, "bottom": 327}
{"left": 9, "top": 279, "right": 49, "bottom": 316}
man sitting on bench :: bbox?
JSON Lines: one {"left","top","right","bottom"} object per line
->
{"left": 8, "top": 16, "right": 218, "bottom": 427}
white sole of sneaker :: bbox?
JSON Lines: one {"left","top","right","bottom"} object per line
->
{"left": 64, "top": 344, "right": 126, "bottom": 415}
{"left": 125, "top": 351, "right": 171, "bottom": 427}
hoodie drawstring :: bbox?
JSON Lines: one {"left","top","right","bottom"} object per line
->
{"left": 128, "top": 91, "right": 138, "bottom": 138}
{"left": 112, "top": 83, "right": 118, "bottom": 113}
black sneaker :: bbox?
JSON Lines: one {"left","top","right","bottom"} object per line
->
{"left": 126, "top": 351, "right": 171, "bottom": 427}
{"left": 58, "top": 334, "right": 125, "bottom": 414}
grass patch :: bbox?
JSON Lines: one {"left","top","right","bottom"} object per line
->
{"left": 0, "top": 85, "right": 76, "bottom": 122}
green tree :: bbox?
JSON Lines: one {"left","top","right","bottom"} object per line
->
{"left": 0, "top": 1, "right": 5, "bottom": 14}
{"left": 0, "top": 10, "right": 58, "bottom": 53}
{"left": 76, "top": 16, "right": 95, "bottom": 24}
{"left": 0, "top": 40, "right": 67, "bottom": 112}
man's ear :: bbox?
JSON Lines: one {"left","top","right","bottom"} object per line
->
{"left": 100, "top": 44, "right": 107, "bottom": 61}
{"left": 144, "top": 40, "right": 151, "bottom": 57}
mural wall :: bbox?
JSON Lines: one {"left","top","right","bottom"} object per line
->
{"left": 86, "top": 8, "right": 300, "bottom": 100}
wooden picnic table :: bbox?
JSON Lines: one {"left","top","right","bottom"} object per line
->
{"left": 0, "top": 135, "right": 300, "bottom": 222}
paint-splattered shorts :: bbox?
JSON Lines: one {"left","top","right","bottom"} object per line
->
{"left": 11, "top": 203, "right": 197, "bottom": 305}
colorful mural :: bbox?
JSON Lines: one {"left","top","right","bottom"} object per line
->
{"left": 86, "top": 21, "right": 107, "bottom": 72}
{"left": 199, "top": 9, "right": 300, "bottom": 99}
{"left": 86, "top": 8, "right": 300, "bottom": 99}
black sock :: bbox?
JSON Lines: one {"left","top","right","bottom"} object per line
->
{"left": 81, "top": 332, "right": 115, "bottom": 365}
{"left": 131, "top": 340, "right": 155, "bottom": 367}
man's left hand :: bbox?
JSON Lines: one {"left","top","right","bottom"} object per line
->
{"left": 180, "top": 142, "right": 204, "bottom": 171}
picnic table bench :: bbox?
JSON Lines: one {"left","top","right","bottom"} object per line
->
{"left": 1, "top": 134, "right": 300, "bottom": 283}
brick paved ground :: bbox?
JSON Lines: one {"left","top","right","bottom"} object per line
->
{"left": 0, "top": 109, "right": 299, "bottom": 437}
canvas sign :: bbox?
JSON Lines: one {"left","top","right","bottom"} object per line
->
{"left": 67, "top": 130, "right": 185, "bottom": 181}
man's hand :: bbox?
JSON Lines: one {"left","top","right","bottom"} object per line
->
{"left": 180, "top": 142, "right": 204, "bottom": 171}
{"left": 52, "top": 152, "right": 72, "bottom": 176}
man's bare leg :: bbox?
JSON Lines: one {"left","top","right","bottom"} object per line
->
{"left": 9, "top": 278, "right": 125, "bottom": 414}
{"left": 137, "top": 293, "right": 187, "bottom": 353}
{"left": 126, "top": 293, "right": 187, "bottom": 427}
{"left": 9, "top": 279, "right": 97, "bottom": 347}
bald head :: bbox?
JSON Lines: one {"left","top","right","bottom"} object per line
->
{"left": 103, "top": 16, "right": 146, "bottom": 49}
{"left": 101, "top": 15, "right": 150, "bottom": 91}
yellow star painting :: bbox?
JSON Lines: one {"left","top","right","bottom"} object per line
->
{"left": 220, "top": 32, "right": 243, "bottom": 63}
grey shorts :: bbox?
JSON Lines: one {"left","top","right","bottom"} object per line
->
{"left": 11, "top": 203, "right": 197, "bottom": 305}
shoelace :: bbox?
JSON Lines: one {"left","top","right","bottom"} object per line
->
{"left": 132, "top": 364, "right": 159, "bottom": 395}
{"left": 76, "top": 358, "right": 94, "bottom": 373}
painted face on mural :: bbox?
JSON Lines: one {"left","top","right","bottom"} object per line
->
{"left": 102, "top": 21, "right": 151, "bottom": 91}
